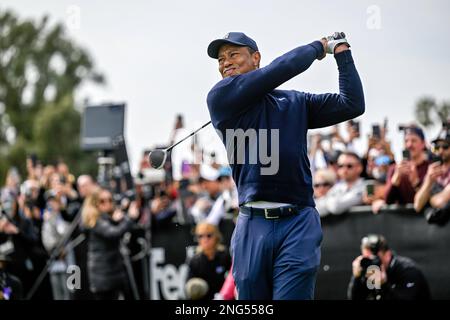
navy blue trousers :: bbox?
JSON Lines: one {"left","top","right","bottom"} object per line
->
{"left": 231, "top": 206, "right": 323, "bottom": 300}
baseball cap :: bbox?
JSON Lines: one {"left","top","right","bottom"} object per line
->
{"left": 431, "top": 127, "right": 450, "bottom": 144}
{"left": 404, "top": 126, "right": 425, "bottom": 141}
{"left": 361, "top": 234, "right": 389, "bottom": 254}
{"left": 207, "top": 32, "right": 259, "bottom": 59}
{"left": 199, "top": 165, "right": 220, "bottom": 181}
{"left": 218, "top": 166, "right": 232, "bottom": 178}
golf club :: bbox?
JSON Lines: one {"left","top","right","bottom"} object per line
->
{"left": 148, "top": 120, "right": 211, "bottom": 169}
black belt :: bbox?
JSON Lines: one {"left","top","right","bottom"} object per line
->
{"left": 239, "top": 205, "right": 300, "bottom": 219}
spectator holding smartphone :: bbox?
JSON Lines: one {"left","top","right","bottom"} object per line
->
{"left": 384, "top": 126, "right": 429, "bottom": 204}
{"left": 414, "top": 127, "right": 450, "bottom": 221}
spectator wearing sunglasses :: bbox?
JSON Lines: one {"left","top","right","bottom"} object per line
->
{"left": 316, "top": 151, "right": 365, "bottom": 217}
{"left": 385, "top": 126, "right": 429, "bottom": 204}
{"left": 81, "top": 187, "right": 140, "bottom": 300}
{"left": 185, "top": 222, "right": 231, "bottom": 300}
{"left": 313, "top": 169, "right": 337, "bottom": 199}
{"left": 414, "top": 129, "right": 450, "bottom": 215}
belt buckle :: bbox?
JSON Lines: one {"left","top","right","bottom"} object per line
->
{"left": 264, "top": 208, "right": 279, "bottom": 219}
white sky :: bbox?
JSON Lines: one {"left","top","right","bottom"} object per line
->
{"left": 2, "top": 0, "right": 449, "bottom": 173}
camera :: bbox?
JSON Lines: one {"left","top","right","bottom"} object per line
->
{"left": 360, "top": 255, "right": 382, "bottom": 275}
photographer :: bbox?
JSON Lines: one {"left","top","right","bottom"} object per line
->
{"left": 414, "top": 126, "right": 450, "bottom": 224}
{"left": 81, "top": 187, "right": 140, "bottom": 300}
{"left": 348, "top": 234, "right": 430, "bottom": 300}
{"left": 19, "top": 179, "right": 42, "bottom": 223}
{"left": 41, "top": 190, "right": 74, "bottom": 300}
{"left": 0, "top": 192, "right": 41, "bottom": 297}
{"left": 0, "top": 251, "right": 23, "bottom": 300}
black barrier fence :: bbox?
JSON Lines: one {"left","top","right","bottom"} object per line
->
{"left": 149, "top": 206, "right": 450, "bottom": 300}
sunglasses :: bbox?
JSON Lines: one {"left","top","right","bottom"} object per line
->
{"left": 314, "top": 182, "right": 332, "bottom": 188}
{"left": 99, "top": 197, "right": 113, "bottom": 204}
{"left": 435, "top": 144, "right": 449, "bottom": 150}
{"left": 338, "top": 164, "right": 355, "bottom": 169}
{"left": 196, "top": 233, "right": 214, "bottom": 240}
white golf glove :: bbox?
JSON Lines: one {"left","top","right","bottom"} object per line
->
{"left": 326, "top": 32, "right": 350, "bottom": 54}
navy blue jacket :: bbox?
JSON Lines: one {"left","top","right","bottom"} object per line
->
{"left": 207, "top": 41, "right": 365, "bottom": 207}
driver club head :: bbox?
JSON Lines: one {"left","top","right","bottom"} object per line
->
{"left": 148, "top": 149, "right": 167, "bottom": 170}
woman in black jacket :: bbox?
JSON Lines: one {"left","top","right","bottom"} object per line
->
{"left": 186, "top": 222, "right": 232, "bottom": 300}
{"left": 81, "top": 187, "right": 139, "bottom": 300}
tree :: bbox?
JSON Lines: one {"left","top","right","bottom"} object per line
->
{"left": 415, "top": 96, "right": 450, "bottom": 128}
{"left": 33, "top": 94, "right": 98, "bottom": 177}
{"left": 0, "top": 9, "right": 104, "bottom": 182}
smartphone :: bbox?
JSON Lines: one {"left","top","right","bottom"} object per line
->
{"left": 429, "top": 153, "right": 443, "bottom": 165}
{"left": 402, "top": 149, "right": 410, "bottom": 160}
{"left": 366, "top": 181, "right": 375, "bottom": 197}
{"left": 349, "top": 120, "right": 360, "bottom": 133}
{"left": 372, "top": 124, "right": 381, "bottom": 139}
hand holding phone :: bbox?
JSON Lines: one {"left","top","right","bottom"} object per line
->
{"left": 402, "top": 149, "right": 410, "bottom": 161}
{"left": 366, "top": 180, "right": 376, "bottom": 197}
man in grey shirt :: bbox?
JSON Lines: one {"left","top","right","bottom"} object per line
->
{"left": 316, "top": 151, "right": 365, "bottom": 217}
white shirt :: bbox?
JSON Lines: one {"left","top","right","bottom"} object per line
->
{"left": 315, "top": 178, "right": 365, "bottom": 217}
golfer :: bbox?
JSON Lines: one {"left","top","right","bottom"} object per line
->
{"left": 206, "top": 32, "right": 365, "bottom": 299}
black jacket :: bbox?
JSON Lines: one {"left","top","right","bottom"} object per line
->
{"left": 87, "top": 213, "right": 134, "bottom": 293}
{"left": 348, "top": 254, "right": 431, "bottom": 300}
{"left": 187, "top": 248, "right": 232, "bottom": 300}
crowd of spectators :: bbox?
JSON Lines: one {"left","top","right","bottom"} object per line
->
{"left": 1, "top": 115, "right": 448, "bottom": 301}
{"left": 309, "top": 119, "right": 450, "bottom": 219}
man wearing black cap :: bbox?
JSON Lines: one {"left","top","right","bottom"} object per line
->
{"left": 414, "top": 124, "right": 450, "bottom": 217}
{"left": 206, "top": 32, "right": 365, "bottom": 299}
{"left": 385, "top": 125, "right": 430, "bottom": 205}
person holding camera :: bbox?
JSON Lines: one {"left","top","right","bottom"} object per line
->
{"left": 348, "top": 234, "right": 430, "bottom": 300}
{"left": 0, "top": 191, "right": 42, "bottom": 298}
{"left": 414, "top": 127, "right": 450, "bottom": 224}
{"left": 385, "top": 126, "right": 430, "bottom": 204}
{"left": 0, "top": 250, "right": 23, "bottom": 300}
{"left": 81, "top": 187, "right": 140, "bottom": 300}
{"left": 41, "top": 190, "right": 75, "bottom": 300}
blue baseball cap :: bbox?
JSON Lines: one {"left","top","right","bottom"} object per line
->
{"left": 218, "top": 166, "right": 232, "bottom": 178}
{"left": 404, "top": 126, "right": 425, "bottom": 141}
{"left": 207, "top": 32, "right": 259, "bottom": 59}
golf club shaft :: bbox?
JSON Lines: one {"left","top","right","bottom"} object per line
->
{"left": 166, "top": 120, "right": 211, "bottom": 152}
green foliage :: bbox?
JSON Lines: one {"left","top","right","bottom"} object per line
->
{"left": 33, "top": 94, "right": 98, "bottom": 177}
{"left": 0, "top": 8, "right": 104, "bottom": 183}
{"left": 415, "top": 96, "right": 450, "bottom": 128}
